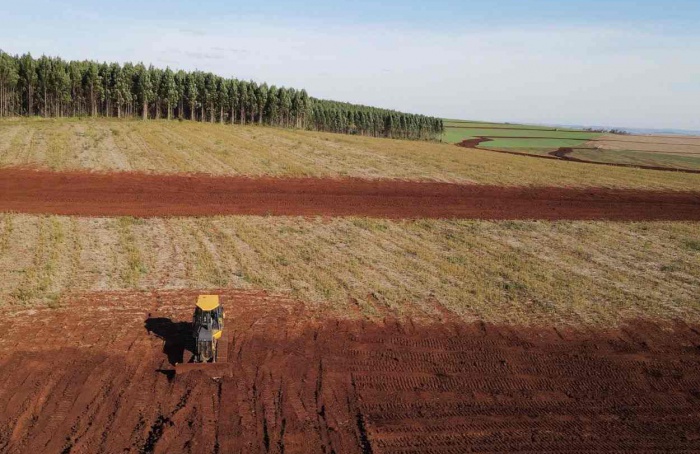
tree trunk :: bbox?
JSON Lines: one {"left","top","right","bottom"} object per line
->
{"left": 220, "top": 106, "right": 224, "bottom": 124}
{"left": 90, "top": 85, "right": 95, "bottom": 117}
{"left": 142, "top": 101, "right": 147, "bottom": 120}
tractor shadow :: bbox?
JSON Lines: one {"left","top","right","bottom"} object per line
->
{"left": 145, "top": 317, "right": 194, "bottom": 366}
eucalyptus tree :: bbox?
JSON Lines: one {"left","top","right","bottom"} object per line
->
{"left": 203, "top": 72, "right": 217, "bottom": 122}
{"left": 0, "top": 51, "right": 444, "bottom": 140}
{"left": 134, "top": 64, "right": 153, "bottom": 120}
{"left": 246, "top": 81, "right": 257, "bottom": 123}
{"left": 161, "top": 68, "right": 177, "bottom": 120}
{"left": 174, "top": 70, "right": 186, "bottom": 119}
{"left": 35, "top": 55, "right": 52, "bottom": 117}
{"left": 83, "top": 61, "right": 102, "bottom": 117}
{"left": 194, "top": 71, "right": 207, "bottom": 122}
{"left": 238, "top": 80, "right": 248, "bottom": 124}
{"left": 97, "top": 63, "right": 112, "bottom": 117}
{"left": 0, "top": 51, "right": 19, "bottom": 117}
{"left": 278, "top": 87, "right": 291, "bottom": 127}
{"left": 149, "top": 67, "right": 163, "bottom": 119}
{"left": 255, "top": 83, "right": 268, "bottom": 125}
{"left": 52, "top": 60, "right": 71, "bottom": 117}
{"left": 18, "top": 53, "right": 37, "bottom": 115}
{"left": 185, "top": 72, "right": 198, "bottom": 121}
{"left": 216, "top": 77, "right": 228, "bottom": 123}
{"left": 227, "top": 79, "right": 238, "bottom": 124}
{"left": 119, "top": 63, "right": 135, "bottom": 117}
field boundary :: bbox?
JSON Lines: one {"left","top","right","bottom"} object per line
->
{"left": 458, "top": 137, "right": 700, "bottom": 174}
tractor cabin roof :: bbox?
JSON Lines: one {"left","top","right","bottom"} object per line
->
{"left": 196, "top": 294, "right": 220, "bottom": 311}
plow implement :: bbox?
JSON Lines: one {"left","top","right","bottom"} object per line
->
{"left": 175, "top": 333, "right": 230, "bottom": 377}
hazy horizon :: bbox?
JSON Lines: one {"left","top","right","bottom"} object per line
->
{"left": 3, "top": 0, "right": 699, "bottom": 130}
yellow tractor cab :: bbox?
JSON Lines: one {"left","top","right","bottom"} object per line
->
{"left": 192, "top": 295, "right": 225, "bottom": 363}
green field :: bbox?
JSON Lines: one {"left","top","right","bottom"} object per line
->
{"left": 442, "top": 130, "right": 597, "bottom": 145}
{"left": 444, "top": 119, "right": 700, "bottom": 171}
{"left": 443, "top": 119, "right": 580, "bottom": 131}
{"left": 442, "top": 120, "right": 600, "bottom": 147}
{"left": 484, "top": 138, "right": 593, "bottom": 149}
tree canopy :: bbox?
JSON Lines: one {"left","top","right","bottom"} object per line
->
{"left": 0, "top": 51, "right": 443, "bottom": 140}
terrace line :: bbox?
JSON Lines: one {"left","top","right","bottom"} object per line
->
{"left": 0, "top": 168, "right": 699, "bottom": 221}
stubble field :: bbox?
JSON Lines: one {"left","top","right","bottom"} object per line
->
{"left": 1, "top": 117, "right": 699, "bottom": 453}
{"left": 2, "top": 117, "right": 700, "bottom": 188}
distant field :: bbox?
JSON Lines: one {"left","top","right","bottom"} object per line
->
{"left": 591, "top": 133, "right": 700, "bottom": 155}
{"left": 447, "top": 128, "right": 596, "bottom": 140}
{"left": 1, "top": 213, "right": 698, "bottom": 326}
{"left": 442, "top": 129, "right": 597, "bottom": 145}
{"left": 444, "top": 119, "right": 700, "bottom": 172}
{"left": 481, "top": 137, "right": 591, "bottom": 149}
{"left": 443, "top": 119, "right": 578, "bottom": 131}
{"left": 573, "top": 134, "right": 700, "bottom": 170}
{"left": 442, "top": 119, "right": 599, "bottom": 145}
{"left": 570, "top": 148, "right": 700, "bottom": 171}
{"left": 1, "top": 118, "right": 699, "bottom": 190}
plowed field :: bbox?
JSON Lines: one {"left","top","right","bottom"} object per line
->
{"left": 1, "top": 168, "right": 699, "bottom": 220}
{"left": 1, "top": 290, "right": 699, "bottom": 453}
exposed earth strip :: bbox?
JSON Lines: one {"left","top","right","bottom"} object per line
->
{"left": 1, "top": 167, "right": 699, "bottom": 220}
{"left": 1, "top": 290, "right": 699, "bottom": 453}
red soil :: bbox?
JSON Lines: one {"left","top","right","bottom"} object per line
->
{"left": 1, "top": 290, "right": 699, "bottom": 453}
{"left": 1, "top": 167, "right": 699, "bottom": 220}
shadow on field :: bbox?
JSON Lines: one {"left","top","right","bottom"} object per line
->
{"left": 144, "top": 317, "right": 194, "bottom": 366}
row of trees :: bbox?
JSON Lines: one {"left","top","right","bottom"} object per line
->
{"left": 0, "top": 51, "right": 443, "bottom": 140}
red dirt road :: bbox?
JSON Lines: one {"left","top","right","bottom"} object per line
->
{"left": 1, "top": 167, "right": 699, "bottom": 220}
{"left": 1, "top": 290, "right": 700, "bottom": 453}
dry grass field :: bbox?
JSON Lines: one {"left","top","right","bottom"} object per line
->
{"left": 1, "top": 213, "right": 698, "bottom": 326}
{"left": 589, "top": 133, "right": 700, "bottom": 155}
{"left": 2, "top": 118, "right": 700, "bottom": 189}
{"left": 1, "top": 118, "right": 699, "bottom": 328}
{"left": 574, "top": 133, "right": 700, "bottom": 170}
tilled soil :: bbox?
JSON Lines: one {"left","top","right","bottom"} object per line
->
{"left": 1, "top": 290, "right": 699, "bottom": 453}
{"left": 1, "top": 167, "right": 699, "bottom": 220}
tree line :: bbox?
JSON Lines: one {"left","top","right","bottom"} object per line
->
{"left": 0, "top": 51, "right": 443, "bottom": 140}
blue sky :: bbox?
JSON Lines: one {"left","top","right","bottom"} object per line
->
{"left": 3, "top": 0, "right": 700, "bottom": 129}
